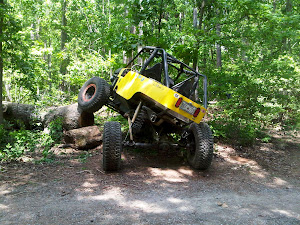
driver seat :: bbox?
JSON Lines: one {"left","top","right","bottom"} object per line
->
{"left": 143, "top": 63, "right": 162, "bottom": 82}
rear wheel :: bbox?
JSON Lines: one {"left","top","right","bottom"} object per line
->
{"left": 187, "top": 122, "right": 213, "bottom": 170}
{"left": 131, "top": 109, "right": 146, "bottom": 134}
{"left": 102, "top": 121, "right": 122, "bottom": 171}
{"left": 78, "top": 77, "right": 111, "bottom": 113}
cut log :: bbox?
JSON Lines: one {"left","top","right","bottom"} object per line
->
{"left": 64, "top": 126, "right": 103, "bottom": 149}
{"left": 2, "top": 101, "right": 94, "bottom": 130}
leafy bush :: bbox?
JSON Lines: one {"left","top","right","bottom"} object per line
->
{"left": 208, "top": 56, "right": 299, "bottom": 146}
{"left": 108, "top": 115, "right": 129, "bottom": 131}
{"left": 48, "top": 117, "right": 64, "bottom": 144}
{"left": 39, "top": 118, "right": 64, "bottom": 161}
{"left": 0, "top": 124, "right": 39, "bottom": 161}
{"left": 0, "top": 118, "right": 64, "bottom": 162}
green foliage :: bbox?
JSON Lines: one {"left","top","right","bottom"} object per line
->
{"left": 0, "top": 124, "right": 39, "bottom": 161}
{"left": 0, "top": 118, "right": 63, "bottom": 162}
{"left": 261, "top": 135, "right": 272, "bottom": 143}
{"left": 47, "top": 117, "right": 63, "bottom": 144}
{"left": 77, "top": 152, "right": 92, "bottom": 163}
{"left": 209, "top": 55, "right": 299, "bottom": 145}
{"left": 108, "top": 114, "right": 129, "bottom": 132}
{"left": 1, "top": 0, "right": 299, "bottom": 147}
{"left": 38, "top": 117, "right": 63, "bottom": 161}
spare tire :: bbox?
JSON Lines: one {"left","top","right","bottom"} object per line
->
{"left": 78, "top": 77, "right": 111, "bottom": 113}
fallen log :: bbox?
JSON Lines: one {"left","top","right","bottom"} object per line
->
{"left": 2, "top": 101, "right": 94, "bottom": 130}
{"left": 42, "top": 104, "right": 94, "bottom": 130}
{"left": 64, "top": 126, "right": 103, "bottom": 149}
{"left": 2, "top": 101, "right": 37, "bottom": 129}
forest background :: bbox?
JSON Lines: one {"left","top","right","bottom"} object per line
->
{"left": 0, "top": 0, "right": 299, "bottom": 160}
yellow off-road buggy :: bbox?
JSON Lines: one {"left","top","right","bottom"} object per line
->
{"left": 78, "top": 46, "right": 213, "bottom": 171}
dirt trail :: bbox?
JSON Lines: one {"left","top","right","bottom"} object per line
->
{"left": 1, "top": 132, "right": 299, "bottom": 224}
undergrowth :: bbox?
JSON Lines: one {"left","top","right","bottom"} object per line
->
{"left": 0, "top": 118, "right": 63, "bottom": 162}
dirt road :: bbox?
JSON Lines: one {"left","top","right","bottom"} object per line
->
{"left": 1, "top": 133, "right": 299, "bottom": 224}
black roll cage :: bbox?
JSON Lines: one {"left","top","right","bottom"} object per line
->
{"left": 126, "top": 46, "right": 208, "bottom": 108}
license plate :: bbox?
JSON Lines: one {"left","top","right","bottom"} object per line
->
{"left": 179, "top": 101, "right": 196, "bottom": 115}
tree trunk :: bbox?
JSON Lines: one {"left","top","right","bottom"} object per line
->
{"left": 192, "top": 1, "right": 205, "bottom": 102}
{"left": 283, "top": 0, "right": 292, "bottom": 53}
{"left": 158, "top": 0, "right": 163, "bottom": 36}
{"left": 64, "top": 126, "right": 102, "bottom": 149}
{"left": 4, "top": 81, "right": 12, "bottom": 101}
{"left": 193, "top": 0, "right": 205, "bottom": 70}
{"left": 30, "top": 23, "right": 35, "bottom": 40}
{"left": 273, "top": 0, "right": 276, "bottom": 12}
{"left": 3, "top": 102, "right": 36, "bottom": 128}
{"left": 2, "top": 102, "right": 94, "bottom": 130}
{"left": 109, "top": 49, "right": 112, "bottom": 79}
{"left": 44, "top": 39, "right": 52, "bottom": 91}
{"left": 216, "top": 23, "right": 222, "bottom": 69}
{"left": 61, "top": 0, "right": 67, "bottom": 50}
{"left": 138, "top": 21, "right": 143, "bottom": 65}
{"left": 179, "top": 12, "right": 183, "bottom": 33}
{"left": 60, "top": 0, "right": 68, "bottom": 75}
{"left": 0, "top": 0, "right": 4, "bottom": 125}
{"left": 193, "top": 7, "right": 197, "bottom": 28}
{"left": 192, "top": 7, "right": 198, "bottom": 70}
{"left": 286, "top": 0, "right": 292, "bottom": 12}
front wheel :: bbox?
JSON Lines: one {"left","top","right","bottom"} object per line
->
{"left": 102, "top": 121, "right": 122, "bottom": 171}
{"left": 78, "top": 77, "right": 111, "bottom": 113}
{"left": 187, "top": 122, "right": 214, "bottom": 170}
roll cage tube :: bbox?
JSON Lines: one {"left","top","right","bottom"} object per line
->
{"left": 140, "top": 49, "right": 158, "bottom": 75}
{"left": 126, "top": 46, "right": 208, "bottom": 108}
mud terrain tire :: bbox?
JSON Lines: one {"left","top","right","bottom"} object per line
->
{"left": 187, "top": 122, "right": 214, "bottom": 170}
{"left": 78, "top": 77, "right": 111, "bottom": 113}
{"left": 132, "top": 109, "right": 146, "bottom": 134}
{"left": 102, "top": 121, "right": 122, "bottom": 171}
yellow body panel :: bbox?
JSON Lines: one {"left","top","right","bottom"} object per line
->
{"left": 115, "top": 70, "right": 207, "bottom": 124}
